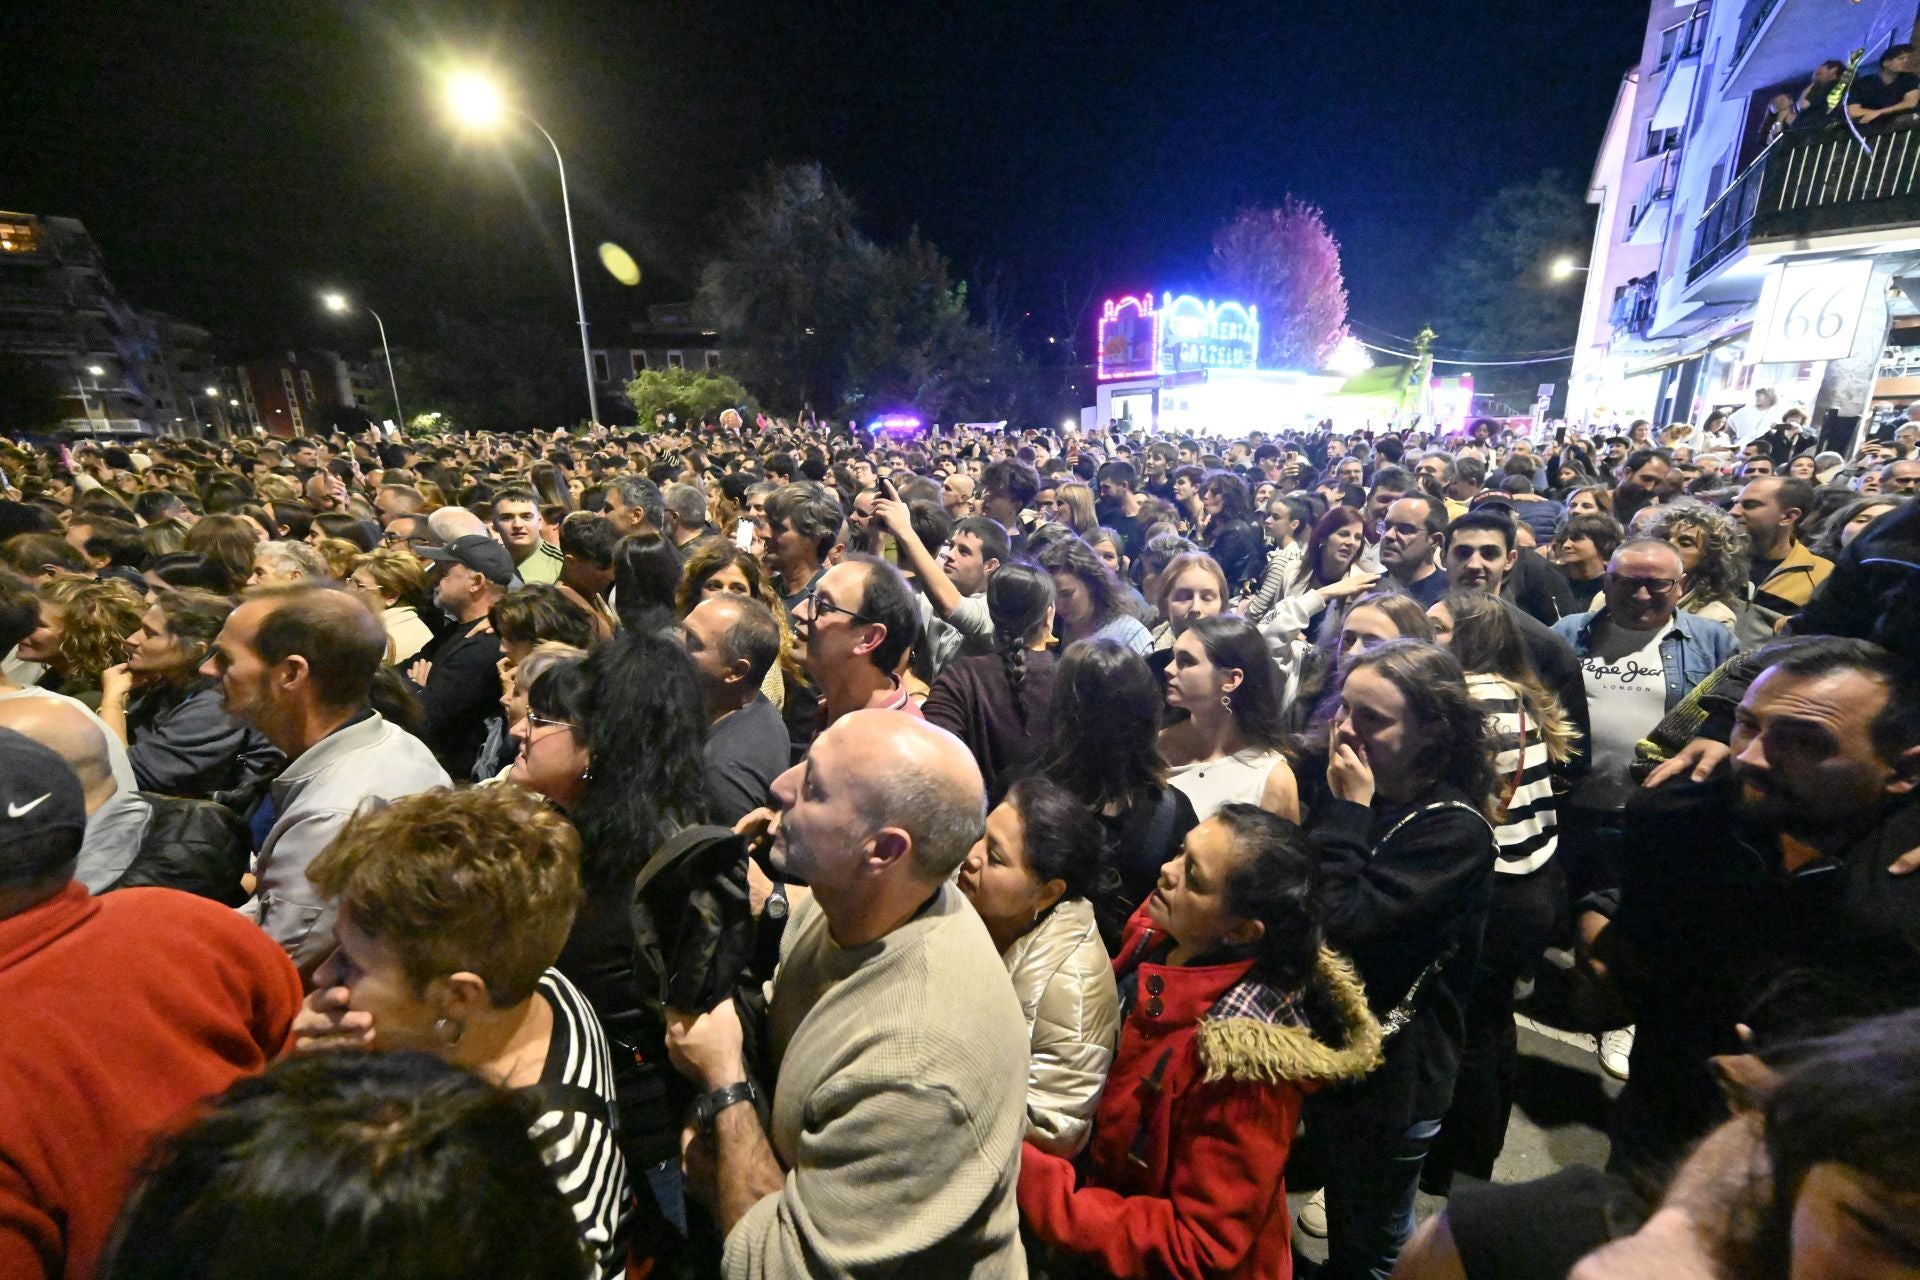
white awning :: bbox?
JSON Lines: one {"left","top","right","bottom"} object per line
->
{"left": 1651, "top": 60, "right": 1698, "bottom": 131}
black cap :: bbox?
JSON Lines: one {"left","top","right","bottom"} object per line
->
{"left": 0, "top": 727, "right": 87, "bottom": 876}
{"left": 418, "top": 533, "right": 519, "bottom": 588}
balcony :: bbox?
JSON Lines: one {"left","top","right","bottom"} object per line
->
{"left": 1689, "top": 128, "right": 1920, "bottom": 283}
{"left": 1721, "top": 0, "right": 1866, "bottom": 96}
{"left": 1628, "top": 151, "right": 1681, "bottom": 244}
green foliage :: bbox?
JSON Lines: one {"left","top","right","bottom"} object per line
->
{"left": 625, "top": 366, "right": 756, "bottom": 428}
{"left": 1427, "top": 171, "right": 1589, "bottom": 394}
{"left": 696, "top": 164, "right": 880, "bottom": 412}
{"left": 393, "top": 314, "right": 586, "bottom": 432}
{"left": 844, "top": 232, "right": 997, "bottom": 423}
{"left": 1210, "top": 199, "right": 1351, "bottom": 371}
{"left": 0, "top": 355, "right": 68, "bottom": 433}
{"left": 697, "top": 162, "right": 1009, "bottom": 420}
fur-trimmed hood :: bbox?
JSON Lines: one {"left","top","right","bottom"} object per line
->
{"left": 1195, "top": 948, "right": 1384, "bottom": 1086}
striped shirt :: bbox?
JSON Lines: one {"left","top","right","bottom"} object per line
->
{"left": 1467, "top": 673, "right": 1559, "bottom": 875}
{"left": 531, "top": 968, "right": 631, "bottom": 1280}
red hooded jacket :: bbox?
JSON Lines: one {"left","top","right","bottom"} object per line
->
{"left": 1019, "top": 906, "right": 1381, "bottom": 1280}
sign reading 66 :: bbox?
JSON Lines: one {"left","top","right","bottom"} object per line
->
{"left": 1755, "top": 258, "right": 1875, "bottom": 364}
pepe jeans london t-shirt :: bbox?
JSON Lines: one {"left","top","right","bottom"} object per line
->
{"left": 1580, "top": 620, "right": 1669, "bottom": 798}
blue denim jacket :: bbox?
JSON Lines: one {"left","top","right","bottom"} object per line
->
{"left": 1550, "top": 607, "right": 1736, "bottom": 712}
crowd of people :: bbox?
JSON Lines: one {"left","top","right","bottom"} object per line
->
{"left": 2, "top": 403, "right": 1919, "bottom": 1280}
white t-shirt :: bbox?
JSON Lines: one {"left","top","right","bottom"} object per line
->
{"left": 1580, "top": 620, "right": 1668, "bottom": 799}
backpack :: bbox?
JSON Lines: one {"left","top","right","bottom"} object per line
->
{"left": 104, "top": 794, "right": 252, "bottom": 906}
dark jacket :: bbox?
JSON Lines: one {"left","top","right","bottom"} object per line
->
{"left": 102, "top": 793, "right": 253, "bottom": 906}
{"left": 1598, "top": 777, "right": 1920, "bottom": 1175}
{"left": 1505, "top": 600, "right": 1592, "bottom": 780}
{"left": 1503, "top": 546, "right": 1579, "bottom": 628}
{"left": 1308, "top": 787, "right": 1496, "bottom": 1122}
{"left": 125, "top": 679, "right": 282, "bottom": 799}
{"left": 1207, "top": 519, "right": 1267, "bottom": 594}
{"left": 922, "top": 648, "right": 1057, "bottom": 805}
{"left": 411, "top": 619, "right": 503, "bottom": 780}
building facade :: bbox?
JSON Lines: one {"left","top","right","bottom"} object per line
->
{"left": 588, "top": 302, "right": 723, "bottom": 416}
{"left": 1570, "top": 0, "right": 1920, "bottom": 451}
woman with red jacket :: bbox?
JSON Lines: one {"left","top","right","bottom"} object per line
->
{"left": 1018, "top": 803, "right": 1383, "bottom": 1279}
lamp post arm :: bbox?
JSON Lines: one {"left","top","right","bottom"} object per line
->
{"left": 524, "top": 113, "right": 600, "bottom": 427}
{"left": 366, "top": 306, "right": 405, "bottom": 430}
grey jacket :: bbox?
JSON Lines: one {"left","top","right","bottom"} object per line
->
{"left": 244, "top": 711, "right": 448, "bottom": 974}
{"left": 1001, "top": 897, "right": 1120, "bottom": 1157}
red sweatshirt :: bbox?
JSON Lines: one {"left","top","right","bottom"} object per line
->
{"left": 0, "top": 883, "right": 302, "bottom": 1279}
{"left": 1018, "top": 908, "right": 1382, "bottom": 1280}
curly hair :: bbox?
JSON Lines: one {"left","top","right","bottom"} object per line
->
{"left": 1640, "top": 498, "right": 1750, "bottom": 608}
{"left": 39, "top": 577, "right": 145, "bottom": 688}
{"left": 306, "top": 785, "right": 583, "bottom": 1007}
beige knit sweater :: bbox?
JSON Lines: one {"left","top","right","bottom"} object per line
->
{"left": 724, "top": 883, "right": 1031, "bottom": 1279}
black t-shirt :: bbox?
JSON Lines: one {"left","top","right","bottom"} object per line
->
{"left": 1749, "top": 554, "right": 1783, "bottom": 590}
{"left": 1852, "top": 69, "right": 1920, "bottom": 112}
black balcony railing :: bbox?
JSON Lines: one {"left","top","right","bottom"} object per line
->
{"left": 1689, "top": 128, "right": 1920, "bottom": 283}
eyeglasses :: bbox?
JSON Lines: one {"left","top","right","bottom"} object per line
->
{"left": 796, "top": 590, "right": 878, "bottom": 626}
{"left": 1611, "top": 576, "right": 1678, "bottom": 595}
{"left": 524, "top": 711, "right": 578, "bottom": 735}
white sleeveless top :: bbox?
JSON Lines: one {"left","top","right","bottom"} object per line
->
{"left": 1167, "top": 748, "right": 1287, "bottom": 821}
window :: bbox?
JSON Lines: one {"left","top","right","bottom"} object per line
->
{"left": 300, "top": 370, "right": 316, "bottom": 405}
{"left": 667, "top": 350, "right": 684, "bottom": 369}
{"left": 1656, "top": 23, "right": 1681, "bottom": 68}
{"left": 705, "top": 350, "right": 720, "bottom": 370}
{"left": 0, "top": 219, "right": 40, "bottom": 254}
{"left": 592, "top": 352, "right": 610, "bottom": 383}
{"left": 1643, "top": 124, "right": 1680, "bottom": 158}
{"left": 631, "top": 350, "right": 646, "bottom": 374}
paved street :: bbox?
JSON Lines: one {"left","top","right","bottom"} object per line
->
{"left": 1289, "top": 1014, "right": 1623, "bottom": 1270}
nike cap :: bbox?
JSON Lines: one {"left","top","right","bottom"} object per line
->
{"left": 0, "top": 727, "right": 88, "bottom": 877}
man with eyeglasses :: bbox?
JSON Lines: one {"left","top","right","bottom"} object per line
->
{"left": 1551, "top": 537, "right": 1737, "bottom": 1078}
{"left": 792, "top": 556, "right": 924, "bottom": 728}
{"left": 380, "top": 514, "right": 442, "bottom": 560}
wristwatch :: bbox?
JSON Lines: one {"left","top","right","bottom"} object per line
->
{"left": 693, "top": 1080, "right": 759, "bottom": 1134}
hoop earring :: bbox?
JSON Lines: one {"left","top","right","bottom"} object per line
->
{"left": 432, "top": 1016, "right": 465, "bottom": 1047}
{"left": 1221, "top": 693, "right": 1233, "bottom": 710}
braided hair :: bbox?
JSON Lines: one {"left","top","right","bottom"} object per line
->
{"left": 986, "top": 561, "right": 1055, "bottom": 726}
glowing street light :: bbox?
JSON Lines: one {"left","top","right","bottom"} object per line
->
{"left": 1326, "top": 335, "right": 1374, "bottom": 379}
{"left": 439, "top": 65, "right": 601, "bottom": 426}
{"left": 86, "top": 364, "right": 105, "bottom": 378}
{"left": 443, "top": 69, "right": 507, "bottom": 131}
{"left": 320, "top": 290, "right": 405, "bottom": 430}
{"left": 1551, "top": 256, "right": 1588, "bottom": 281}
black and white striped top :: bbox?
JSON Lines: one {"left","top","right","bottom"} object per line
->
{"left": 1467, "top": 673, "right": 1559, "bottom": 876}
{"left": 531, "top": 968, "right": 631, "bottom": 1280}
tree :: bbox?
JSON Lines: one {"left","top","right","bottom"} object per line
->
{"left": 394, "top": 313, "right": 586, "bottom": 432}
{"left": 625, "top": 366, "right": 757, "bottom": 428}
{"left": 1427, "top": 171, "right": 1590, "bottom": 397}
{"left": 843, "top": 232, "right": 998, "bottom": 423}
{"left": 1209, "top": 199, "right": 1351, "bottom": 371}
{"left": 0, "top": 355, "right": 67, "bottom": 434}
{"left": 696, "top": 163, "right": 880, "bottom": 412}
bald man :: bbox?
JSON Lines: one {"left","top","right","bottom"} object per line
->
{"left": 666, "top": 711, "right": 1027, "bottom": 1278}
{"left": 0, "top": 696, "right": 150, "bottom": 892}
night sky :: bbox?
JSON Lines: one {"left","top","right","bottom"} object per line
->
{"left": 3, "top": 0, "right": 1647, "bottom": 357}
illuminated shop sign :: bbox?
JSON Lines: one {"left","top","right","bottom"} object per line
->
{"left": 1096, "top": 291, "right": 1260, "bottom": 380}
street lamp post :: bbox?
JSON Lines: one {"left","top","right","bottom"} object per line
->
{"left": 322, "top": 291, "right": 406, "bottom": 430}
{"left": 444, "top": 69, "right": 601, "bottom": 426}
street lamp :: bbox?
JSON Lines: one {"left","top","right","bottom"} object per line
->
{"left": 322, "top": 290, "right": 406, "bottom": 430}
{"left": 442, "top": 66, "right": 600, "bottom": 426}
{"left": 1551, "top": 256, "right": 1589, "bottom": 281}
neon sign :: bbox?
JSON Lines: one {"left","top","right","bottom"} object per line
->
{"left": 1160, "top": 295, "right": 1258, "bottom": 373}
{"left": 867, "top": 413, "right": 924, "bottom": 439}
{"left": 1095, "top": 291, "right": 1260, "bottom": 380}
{"left": 1097, "top": 294, "right": 1159, "bottom": 381}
